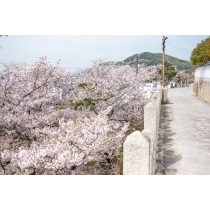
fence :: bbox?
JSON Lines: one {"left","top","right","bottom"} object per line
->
{"left": 123, "top": 90, "right": 162, "bottom": 175}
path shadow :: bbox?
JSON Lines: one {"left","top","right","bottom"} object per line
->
{"left": 155, "top": 105, "right": 182, "bottom": 175}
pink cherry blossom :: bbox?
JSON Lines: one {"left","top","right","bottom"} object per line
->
{"left": 0, "top": 57, "right": 157, "bottom": 173}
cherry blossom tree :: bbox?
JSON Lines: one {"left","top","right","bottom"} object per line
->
{"left": 0, "top": 57, "right": 71, "bottom": 144}
{"left": 69, "top": 59, "right": 156, "bottom": 122}
{"left": 0, "top": 58, "right": 157, "bottom": 174}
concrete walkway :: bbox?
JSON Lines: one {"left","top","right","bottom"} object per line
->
{"left": 156, "top": 85, "right": 210, "bottom": 175}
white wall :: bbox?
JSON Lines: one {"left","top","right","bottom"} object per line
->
{"left": 194, "top": 64, "right": 210, "bottom": 104}
{"left": 194, "top": 64, "right": 210, "bottom": 79}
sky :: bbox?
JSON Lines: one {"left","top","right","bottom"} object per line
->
{"left": 0, "top": 35, "right": 209, "bottom": 72}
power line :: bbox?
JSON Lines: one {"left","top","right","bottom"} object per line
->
{"left": 156, "top": 43, "right": 162, "bottom": 53}
{"left": 167, "top": 45, "right": 191, "bottom": 53}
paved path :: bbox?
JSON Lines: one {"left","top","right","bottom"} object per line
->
{"left": 156, "top": 85, "right": 210, "bottom": 175}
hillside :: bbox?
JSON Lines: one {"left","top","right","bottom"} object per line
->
{"left": 123, "top": 52, "right": 194, "bottom": 70}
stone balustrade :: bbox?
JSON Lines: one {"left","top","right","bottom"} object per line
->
{"left": 123, "top": 90, "right": 162, "bottom": 175}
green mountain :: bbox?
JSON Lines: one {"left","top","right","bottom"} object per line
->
{"left": 123, "top": 52, "right": 194, "bottom": 70}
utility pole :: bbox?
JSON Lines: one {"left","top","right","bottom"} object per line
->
{"left": 162, "top": 36, "right": 168, "bottom": 87}
{"left": 136, "top": 53, "right": 139, "bottom": 75}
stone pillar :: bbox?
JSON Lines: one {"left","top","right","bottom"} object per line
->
{"left": 151, "top": 91, "right": 161, "bottom": 129}
{"left": 162, "top": 88, "right": 168, "bottom": 102}
{"left": 144, "top": 102, "right": 157, "bottom": 136}
{"left": 123, "top": 131, "right": 150, "bottom": 175}
{"left": 157, "top": 91, "right": 161, "bottom": 125}
{"left": 151, "top": 95, "right": 158, "bottom": 134}
{"left": 142, "top": 129, "right": 155, "bottom": 174}
{"left": 143, "top": 102, "right": 158, "bottom": 174}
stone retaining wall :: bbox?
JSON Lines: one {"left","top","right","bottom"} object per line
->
{"left": 194, "top": 64, "right": 210, "bottom": 104}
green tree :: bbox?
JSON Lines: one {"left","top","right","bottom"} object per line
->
{"left": 158, "top": 61, "right": 177, "bottom": 84}
{"left": 165, "top": 61, "right": 177, "bottom": 82}
{"left": 190, "top": 36, "right": 210, "bottom": 66}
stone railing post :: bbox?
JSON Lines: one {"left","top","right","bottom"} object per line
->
{"left": 142, "top": 102, "right": 158, "bottom": 174}
{"left": 143, "top": 102, "right": 157, "bottom": 140}
{"left": 142, "top": 129, "right": 154, "bottom": 175}
{"left": 162, "top": 88, "right": 168, "bottom": 102}
{"left": 123, "top": 92, "right": 161, "bottom": 175}
{"left": 151, "top": 90, "right": 161, "bottom": 131}
{"left": 123, "top": 131, "right": 150, "bottom": 175}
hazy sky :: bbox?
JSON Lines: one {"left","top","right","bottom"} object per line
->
{"left": 0, "top": 35, "right": 209, "bottom": 72}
